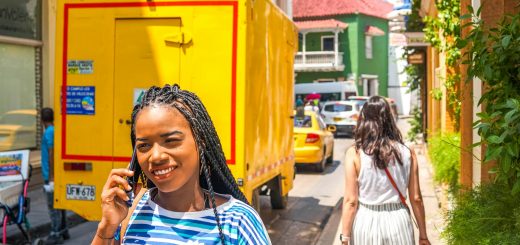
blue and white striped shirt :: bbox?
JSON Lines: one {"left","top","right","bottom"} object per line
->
{"left": 122, "top": 189, "right": 271, "bottom": 244}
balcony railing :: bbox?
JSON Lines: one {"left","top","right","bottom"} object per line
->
{"left": 294, "top": 51, "right": 344, "bottom": 71}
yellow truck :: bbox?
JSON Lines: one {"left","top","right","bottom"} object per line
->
{"left": 53, "top": 0, "right": 298, "bottom": 220}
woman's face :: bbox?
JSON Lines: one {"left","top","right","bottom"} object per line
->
{"left": 134, "top": 105, "right": 199, "bottom": 193}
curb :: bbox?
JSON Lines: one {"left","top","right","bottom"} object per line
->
{"left": 314, "top": 197, "right": 343, "bottom": 245}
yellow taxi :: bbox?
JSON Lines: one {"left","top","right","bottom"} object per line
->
{"left": 294, "top": 109, "right": 335, "bottom": 172}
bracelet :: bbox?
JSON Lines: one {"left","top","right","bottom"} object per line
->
{"left": 96, "top": 232, "right": 114, "bottom": 240}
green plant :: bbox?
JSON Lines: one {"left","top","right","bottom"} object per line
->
{"left": 427, "top": 132, "right": 460, "bottom": 191}
{"left": 431, "top": 88, "right": 443, "bottom": 100}
{"left": 463, "top": 10, "right": 520, "bottom": 193}
{"left": 407, "top": 106, "right": 423, "bottom": 142}
{"left": 443, "top": 183, "right": 520, "bottom": 244}
{"left": 423, "top": 0, "right": 462, "bottom": 126}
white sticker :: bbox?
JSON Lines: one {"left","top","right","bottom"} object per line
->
{"left": 67, "top": 60, "right": 94, "bottom": 74}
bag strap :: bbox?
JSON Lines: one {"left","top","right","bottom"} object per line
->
{"left": 384, "top": 167, "right": 419, "bottom": 228}
{"left": 120, "top": 185, "right": 147, "bottom": 241}
{"left": 383, "top": 167, "right": 408, "bottom": 208}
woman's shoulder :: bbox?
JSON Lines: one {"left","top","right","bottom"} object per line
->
{"left": 223, "top": 196, "right": 260, "bottom": 217}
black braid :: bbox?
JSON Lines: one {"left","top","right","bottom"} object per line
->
{"left": 201, "top": 153, "right": 226, "bottom": 244}
{"left": 129, "top": 84, "right": 249, "bottom": 244}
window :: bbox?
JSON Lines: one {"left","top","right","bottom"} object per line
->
{"left": 294, "top": 116, "right": 312, "bottom": 128}
{"left": 321, "top": 36, "right": 334, "bottom": 51}
{"left": 324, "top": 104, "right": 353, "bottom": 112}
{"left": 365, "top": 35, "right": 373, "bottom": 59}
{"left": 0, "top": 43, "right": 37, "bottom": 151}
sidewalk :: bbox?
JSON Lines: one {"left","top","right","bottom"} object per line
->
{"left": 4, "top": 152, "right": 86, "bottom": 244}
{"left": 5, "top": 188, "right": 86, "bottom": 244}
{"left": 316, "top": 117, "right": 445, "bottom": 245}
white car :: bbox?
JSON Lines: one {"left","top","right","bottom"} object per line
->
{"left": 320, "top": 101, "right": 361, "bottom": 137}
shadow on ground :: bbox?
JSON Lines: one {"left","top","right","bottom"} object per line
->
{"left": 259, "top": 195, "right": 335, "bottom": 245}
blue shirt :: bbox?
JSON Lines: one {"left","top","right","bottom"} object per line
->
{"left": 122, "top": 189, "right": 271, "bottom": 244}
{"left": 41, "top": 125, "right": 54, "bottom": 182}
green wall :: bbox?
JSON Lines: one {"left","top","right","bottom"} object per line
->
{"left": 296, "top": 14, "right": 388, "bottom": 97}
{"left": 356, "top": 14, "right": 389, "bottom": 96}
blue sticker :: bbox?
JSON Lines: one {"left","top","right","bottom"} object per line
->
{"left": 66, "top": 86, "right": 95, "bottom": 115}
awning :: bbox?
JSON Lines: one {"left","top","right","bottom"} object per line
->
{"left": 295, "top": 19, "right": 348, "bottom": 32}
{"left": 365, "top": 25, "right": 385, "bottom": 36}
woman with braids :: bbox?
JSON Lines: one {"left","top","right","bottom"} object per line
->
{"left": 92, "top": 84, "right": 270, "bottom": 244}
{"left": 340, "top": 96, "right": 430, "bottom": 245}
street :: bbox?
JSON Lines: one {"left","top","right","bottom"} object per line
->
{"left": 56, "top": 137, "right": 354, "bottom": 244}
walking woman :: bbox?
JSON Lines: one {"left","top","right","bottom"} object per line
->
{"left": 340, "top": 96, "right": 430, "bottom": 244}
{"left": 92, "top": 84, "right": 270, "bottom": 244}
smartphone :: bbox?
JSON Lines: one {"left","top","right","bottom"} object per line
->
{"left": 125, "top": 145, "right": 139, "bottom": 207}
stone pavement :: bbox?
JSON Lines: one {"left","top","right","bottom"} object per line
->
{"left": 316, "top": 117, "right": 446, "bottom": 245}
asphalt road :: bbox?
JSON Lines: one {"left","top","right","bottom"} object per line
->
{"left": 61, "top": 137, "right": 354, "bottom": 244}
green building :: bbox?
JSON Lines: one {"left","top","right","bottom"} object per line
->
{"left": 293, "top": 0, "right": 393, "bottom": 96}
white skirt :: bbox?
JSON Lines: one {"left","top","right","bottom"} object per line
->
{"left": 352, "top": 202, "right": 414, "bottom": 245}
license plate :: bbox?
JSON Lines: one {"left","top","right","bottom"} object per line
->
{"left": 66, "top": 184, "right": 95, "bottom": 201}
{"left": 333, "top": 117, "right": 343, "bottom": 122}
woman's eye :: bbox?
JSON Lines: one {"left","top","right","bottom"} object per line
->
{"left": 137, "top": 143, "right": 150, "bottom": 150}
{"left": 165, "top": 138, "right": 181, "bottom": 144}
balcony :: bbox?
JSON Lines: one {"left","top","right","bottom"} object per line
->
{"left": 294, "top": 51, "right": 344, "bottom": 72}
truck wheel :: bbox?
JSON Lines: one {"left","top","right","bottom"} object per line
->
{"left": 326, "top": 145, "right": 334, "bottom": 164}
{"left": 270, "top": 176, "right": 288, "bottom": 209}
{"left": 315, "top": 149, "right": 326, "bottom": 172}
{"left": 252, "top": 188, "right": 261, "bottom": 213}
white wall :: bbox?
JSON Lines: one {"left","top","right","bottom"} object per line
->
{"left": 388, "top": 46, "right": 416, "bottom": 115}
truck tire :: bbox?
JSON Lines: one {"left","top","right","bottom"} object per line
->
{"left": 252, "top": 188, "right": 261, "bottom": 213}
{"left": 270, "top": 176, "right": 288, "bottom": 209}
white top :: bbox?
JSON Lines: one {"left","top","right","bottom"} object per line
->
{"left": 357, "top": 143, "right": 411, "bottom": 205}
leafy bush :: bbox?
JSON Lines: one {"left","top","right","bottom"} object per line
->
{"left": 463, "top": 10, "right": 520, "bottom": 193}
{"left": 427, "top": 133, "right": 460, "bottom": 191}
{"left": 443, "top": 183, "right": 520, "bottom": 244}
{"left": 406, "top": 106, "right": 423, "bottom": 142}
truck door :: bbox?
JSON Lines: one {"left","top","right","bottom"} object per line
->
{"left": 113, "top": 18, "right": 182, "bottom": 165}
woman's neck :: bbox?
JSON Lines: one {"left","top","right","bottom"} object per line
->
{"left": 153, "top": 184, "right": 206, "bottom": 212}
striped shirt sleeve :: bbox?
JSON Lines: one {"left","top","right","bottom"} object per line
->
{"left": 233, "top": 203, "right": 271, "bottom": 245}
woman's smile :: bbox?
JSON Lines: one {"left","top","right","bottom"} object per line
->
{"left": 151, "top": 166, "right": 177, "bottom": 179}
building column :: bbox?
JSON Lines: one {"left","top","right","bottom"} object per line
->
{"left": 460, "top": 0, "right": 473, "bottom": 189}
{"left": 334, "top": 30, "right": 339, "bottom": 66}
{"left": 302, "top": 32, "right": 307, "bottom": 65}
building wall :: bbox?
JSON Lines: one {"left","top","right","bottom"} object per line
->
{"left": 356, "top": 14, "right": 389, "bottom": 96}
{"left": 295, "top": 14, "right": 389, "bottom": 98}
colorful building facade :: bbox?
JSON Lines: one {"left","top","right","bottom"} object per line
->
{"left": 293, "top": 0, "right": 393, "bottom": 97}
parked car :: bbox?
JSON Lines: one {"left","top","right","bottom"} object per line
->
{"left": 0, "top": 110, "right": 37, "bottom": 151}
{"left": 320, "top": 101, "right": 361, "bottom": 137}
{"left": 347, "top": 96, "right": 399, "bottom": 121}
{"left": 293, "top": 110, "right": 335, "bottom": 172}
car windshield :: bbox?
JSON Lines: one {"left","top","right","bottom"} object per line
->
{"left": 324, "top": 104, "right": 352, "bottom": 112}
{"left": 294, "top": 116, "right": 312, "bottom": 128}
{"left": 0, "top": 113, "right": 35, "bottom": 126}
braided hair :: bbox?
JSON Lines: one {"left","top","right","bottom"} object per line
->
{"left": 129, "top": 84, "right": 248, "bottom": 244}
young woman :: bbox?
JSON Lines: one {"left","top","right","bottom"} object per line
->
{"left": 340, "top": 96, "right": 430, "bottom": 245}
{"left": 92, "top": 84, "right": 271, "bottom": 244}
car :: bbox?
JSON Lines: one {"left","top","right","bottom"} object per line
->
{"left": 0, "top": 109, "right": 37, "bottom": 151}
{"left": 320, "top": 101, "right": 361, "bottom": 137}
{"left": 347, "top": 96, "right": 399, "bottom": 121}
{"left": 293, "top": 110, "right": 335, "bottom": 172}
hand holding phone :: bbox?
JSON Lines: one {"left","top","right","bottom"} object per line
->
{"left": 125, "top": 145, "right": 138, "bottom": 207}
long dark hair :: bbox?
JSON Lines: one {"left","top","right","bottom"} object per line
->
{"left": 354, "top": 96, "right": 404, "bottom": 169}
{"left": 130, "top": 84, "right": 247, "bottom": 244}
